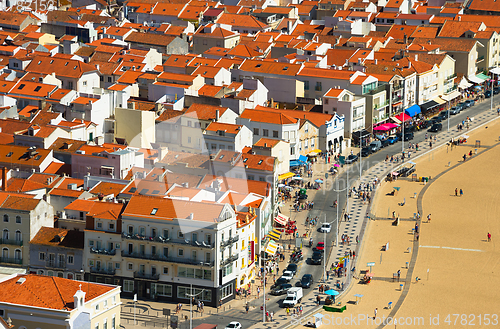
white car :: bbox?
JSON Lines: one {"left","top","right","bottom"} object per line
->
{"left": 281, "top": 270, "right": 294, "bottom": 281}
{"left": 225, "top": 322, "right": 242, "bottom": 329}
{"left": 320, "top": 223, "right": 332, "bottom": 233}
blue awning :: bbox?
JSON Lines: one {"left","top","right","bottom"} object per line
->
{"left": 290, "top": 160, "right": 300, "bottom": 167}
{"left": 405, "top": 104, "right": 421, "bottom": 117}
{"left": 298, "top": 155, "right": 307, "bottom": 163}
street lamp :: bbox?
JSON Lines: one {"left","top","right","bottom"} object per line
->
{"left": 323, "top": 214, "right": 327, "bottom": 283}
{"left": 133, "top": 294, "right": 137, "bottom": 325}
{"left": 186, "top": 284, "right": 205, "bottom": 329}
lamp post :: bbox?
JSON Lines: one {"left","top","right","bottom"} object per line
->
{"left": 323, "top": 214, "right": 327, "bottom": 283}
{"left": 336, "top": 178, "right": 339, "bottom": 247}
{"left": 186, "top": 284, "right": 205, "bottom": 329}
{"left": 133, "top": 294, "right": 137, "bottom": 325}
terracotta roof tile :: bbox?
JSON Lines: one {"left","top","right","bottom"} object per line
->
{"left": 30, "top": 227, "right": 84, "bottom": 249}
{"left": 0, "top": 274, "right": 114, "bottom": 310}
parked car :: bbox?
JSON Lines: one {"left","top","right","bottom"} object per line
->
{"left": 319, "top": 223, "right": 331, "bottom": 233}
{"left": 300, "top": 274, "right": 314, "bottom": 288}
{"left": 311, "top": 251, "right": 323, "bottom": 265}
{"left": 281, "top": 271, "right": 294, "bottom": 282}
{"left": 345, "top": 154, "right": 358, "bottom": 164}
{"left": 359, "top": 147, "right": 371, "bottom": 157}
{"left": 450, "top": 107, "right": 461, "bottom": 115}
{"left": 387, "top": 135, "right": 399, "bottom": 144}
{"left": 437, "top": 111, "right": 449, "bottom": 121}
{"left": 369, "top": 140, "right": 382, "bottom": 152}
{"left": 286, "top": 263, "right": 298, "bottom": 276}
{"left": 494, "top": 87, "right": 500, "bottom": 95}
{"left": 272, "top": 278, "right": 288, "bottom": 289}
{"left": 456, "top": 103, "right": 465, "bottom": 111}
{"left": 485, "top": 90, "right": 492, "bottom": 98}
{"left": 380, "top": 139, "right": 391, "bottom": 148}
{"left": 314, "top": 242, "right": 325, "bottom": 252}
{"left": 464, "top": 99, "right": 475, "bottom": 107}
{"left": 271, "top": 283, "right": 292, "bottom": 295}
{"left": 403, "top": 132, "right": 414, "bottom": 141}
{"left": 429, "top": 123, "right": 442, "bottom": 132}
{"left": 225, "top": 322, "right": 242, "bottom": 329}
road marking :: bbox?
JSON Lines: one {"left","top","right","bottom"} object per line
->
{"left": 420, "top": 245, "right": 483, "bottom": 252}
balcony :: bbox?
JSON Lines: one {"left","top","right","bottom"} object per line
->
{"left": 0, "top": 238, "right": 23, "bottom": 246}
{"left": 392, "top": 94, "right": 404, "bottom": 103}
{"left": 90, "top": 247, "right": 117, "bottom": 255}
{"left": 444, "top": 84, "right": 458, "bottom": 94}
{"left": 46, "top": 260, "right": 66, "bottom": 269}
{"left": 393, "top": 82, "right": 404, "bottom": 91}
{"left": 121, "top": 250, "right": 214, "bottom": 267}
{"left": 122, "top": 233, "right": 215, "bottom": 249}
{"left": 364, "top": 84, "right": 386, "bottom": 95}
{"left": 90, "top": 267, "right": 116, "bottom": 275}
{"left": 134, "top": 271, "right": 160, "bottom": 281}
{"left": 476, "top": 56, "right": 485, "bottom": 63}
{"left": 220, "top": 253, "right": 239, "bottom": 267}
{"left": 0, "top": 257, "right": 22, "bottom": 265}
{"left": 220, "top": 235, "right": 239, "bottom": 248}
{"left": 374, "top": 99, "right": 390, "bottom": 110}
{"left": 445, "top": 73, "right": 457, "bottom": 81}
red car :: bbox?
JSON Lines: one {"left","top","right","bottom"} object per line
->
{"left": 315, "top": 242, "right": 325, "bottom": 252}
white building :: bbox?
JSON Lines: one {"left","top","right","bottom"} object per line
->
{"left": 323, "top": 88, "right": 366, "bottom": 140}
{"left": 203, "top": 122, "right": 253, "bottom": 154}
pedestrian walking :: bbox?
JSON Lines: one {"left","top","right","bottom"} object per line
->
{"left": 427, "top": 214, "right": 431, "bottom": 222}
{"left": 316, "top": 295, "right": 321, "bottom": 305}
{"left": 286, "top": 307, "right": 290, "bottom": 316}
{"left": 416, "top": 233, "right": 419, "bottom": 241}
{"left": 463, "top": 154, "right": 467, "bottom": 161}
{"left": 257, "top": 287, "right": 260, "bottom": 298}
{"left": 270, "top": 311, "right": 274, "bottom": 321}
{"left": 245, "top": 303, "right": 249, "bottom": 314}
{"left": 455, "top": 188, "right": 458, "bottom": 196}
{"left": 397, "top": 269, "right": 401, "bottom": 282}
{"left": 356, "top": 235, "right": 359, "bottom": 243}
{"left": 460, "top": 189, "right": 463, "bottom": 196}
{"left": 488, "top": 232, "right": 491, "bottom": 242}
{"left": 374, "top": 308, "right": 378, "bottom": 319}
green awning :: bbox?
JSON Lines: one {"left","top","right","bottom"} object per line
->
{"left": 476, "top": 73, "right": 490, "bottom": 81}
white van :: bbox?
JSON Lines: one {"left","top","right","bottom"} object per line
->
{"left": 369, "top": 140, "right": 382, "bottom": 152}
{"left": 282, "top": 287, "right": 303, "bottom": 307}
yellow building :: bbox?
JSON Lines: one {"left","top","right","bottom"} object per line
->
{"left": 0, "top": 274, "right": 121, "bottom": 329}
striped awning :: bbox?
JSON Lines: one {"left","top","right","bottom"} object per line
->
{"left": 274, "top": 213, "right": 289, "bottom": 225}
{"left": 267, "top": 229, "right": 281, "bottom": 241}
{"left": 265, "top": 240, "right": 279, "bottom": 255}
{"left": 278, "top": 172, "right": 295, "bottom": 180}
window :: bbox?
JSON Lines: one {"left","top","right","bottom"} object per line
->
{"left": 68, "top": 255, "right": 74, "bottom": 264}
{"left": 95, "top": 304, "right": 100, "bottom": 312}
{"left": 221, "top": 283, "right": 233, "bottom": 299}
{"left": 95, "top": 324, "right": 99, "bottom": 329}
{"left": 39, "top": 252, "right": 45, "bottom": 261}
{"left": 178, "top": 286, "right": 212, "bottom": 302}
{"left": 128, "top": 263, "right": 133, "bottom": 270}
{"left": 2, "top": 229, "right": 7, "bottom": 240}
{"left": 83, "top": 81, "right": 87, "bottom": 86}
{"left": 178, "top": 231, "right": 184, "bottom": 238}
{"left": 3, "top": 215, "right": 8, "bottom": 222}
{"left": 192, "top": 250, "right": 197, "bottom": 260}
{"left": 222, "top": 264, "right": 233, "bottom": 277}
{"left": 152, "top": 283, "right": 172, "bottom": 297}
{"left": 263, "top": 129, "right": 269, "bottom": 137}
{"left": 253, "top": 128, "right": 259, "bottom": 135}
{"left": 315, "top": 82, "right": 322, "bottom": 91}
{"left": 178, "top": 267, "right": 212, "bottom": 280}
{"left": 163, "top": 229, "right": 169, "bottom": 238}
{"left": 273, "top": 130, "right": 278, "bottom": 138}
{"left": 15, "top": 216, "right": 21, "bottom": 224}
{"left": 112, "top": 316, "right": 116, "bottom": 329}
{"left": 188, "top": 137, "right": 191, "bottom": 143}
{"left": 103, "top": 318, "right": 107, "bottom": 329}
{"left": 163, "top": 267, "right": 169, "bottom": 274}
{"left": 304, "top": 81, "right": 309, "bottom": 90}
{"left": 187, "top": 121, "right": 192, "bottom": 127}
{"left": 97, "top": 222, "right": 103, "bottom": 229}
{"left": 178, "top": 249, "right": 184, "bottom": 256}
{"left": 128, "top": 226, "right": 134, "bottom": 234}
{"left": 123, "top": 280, "right": 134, "bottom": 292}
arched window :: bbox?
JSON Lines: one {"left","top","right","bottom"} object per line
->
{"left": 2, "top": 248, "right": 8, "bottom": 259}
{"left": 3, "top": 214, "right": 8, "bottom": 222}
{"left": 14, "top": 249, "right": 21, "bottom": 260}
{"left": 2, "top": 229, "right": 8, "bottom": 240}
{"left": 15, "top": 230, "right": 21, "bottom": 242}
{"left": 15, "top": 216, "right": 21, "bottom": 224}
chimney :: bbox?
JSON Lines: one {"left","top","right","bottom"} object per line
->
{"left": 159, "top": 146, "right": 168, "bottom": 161}
{"left": 458, "top": 16, "right": 461, "bottom": 21}
{"left": 408, "top": 61, "right": 412, "bottom": 69}
{"left": 264, "top": 143, "right": 267, "bottom": 147}
{"left": 374, "top": 59, "right": 378, "bottom": 65}
{"left": 73, "top": 285, "right": 86, "bottom": 310}
{"left": 215, "top": 109, "right": 220, "bottom": 121}
{"left": 1, "top": 167, "right": 6, "bottom": 191}
{"left": 414, "top": 54, "right": 418, "bottom": 61}
{"left": 188, "top": 213, "right": 194, "bottom": 220}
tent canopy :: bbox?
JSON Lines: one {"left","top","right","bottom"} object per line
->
{"left": 278, "top": 172, "right": 294, "bottom": 180}
{"left": 373, "top": 124, "right": 391, "bottom": 131}
{"left": 490, "top": 67, "right": 500, "bottom": 75}
{"left": 395, "top": 113, "right": 411, "bottom": 122}
{"left": 420, "top": 100, "right": 439, "bottom": 113}
{"left": 476, "top": 73, "right": 490, "bottom": 81}
{"left": 458, "top": 77, "right": 473, "bottom": 89}
{"left": 468, "top": 75, "right": 485, "bottom": 84}
{"left": 405, "top": 104, "right": 421, "bottom": 117}
{"left": 352, "top": 129, "right": 370, "bottom": 139}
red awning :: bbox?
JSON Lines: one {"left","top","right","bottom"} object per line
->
{"left": 395, "top": 113, "right": 411, "bottom": 122}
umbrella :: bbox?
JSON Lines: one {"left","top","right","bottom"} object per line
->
{"left": 391, "top": 172, "right": 399, "bottom": 176}
{"left": 315, "top": 179, "right": 323, "bottom": 183}
{"left": 333, "top": 164, "right": 340, "bottom": 167}
{"left": 324, "top": 289, "right": 339, "bottom": 296}
{"left": 278, "top": 183, "right": 285, "bottom": 187}
{"left": 292, "top": 176, "right": 303, "bottom": 180}
{"left": 366, "top": 273, "right": 374, "bottom": 277}
{"left": 393, "top": 187, "right": 401, "bottom": 191}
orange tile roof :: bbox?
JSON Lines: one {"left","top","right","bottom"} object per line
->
{"left": 240, "top": 108, "right": 297, "bottom": 125}
{"left": 205, "top": 122, "right": 243, "bottom": 134}
{"left": 254, "top": 137, "right": 281, "bottom": 148}
{"left": 385, "top": 25, "right": 418, "bottom": 39}
{"left": 437, "top": 20, "right": 483, "bottom": 38}
{"left": 185, "top": 103, "right": 228, "bottom": 120}
{"left": 200, "top": 175, "right": 270, "bottom": 196}
{"left": 71, "top": 97, "right": 99, "bottom": 105}
{"left": 30, "top": 227, "right": 84, "bottom": 249}
{"left": 25, "top": 56, "right": 97, "bottom": 79}
{"left": 0, "top": 194, "right": 41, "bottom": 210}
{"left": 467, "top": 0, "right": 500, "bottom": 12}
{"left": 0, "top": 274, "right": 114, "bottom": 310}
{"left": 216, "top": 13, "right": 268, "bottom": 29}
{"left": 0, "top": 144, "right": 52, "bottom": 167}
{"left": 410, "top": 26, "right": 439, "bottom": 38}
{"left": 64, "top": 199, "right": 124, "bottom": 220}
{"left": 238, "top": 59, "right": 301, "bottom": 76}
{"left": 198, "top": 85, "right": 224, "bottom": 97}
{"left": 123, "top": 195, "right": 224, "bottom": 221}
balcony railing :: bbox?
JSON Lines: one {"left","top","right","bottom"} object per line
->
{"left": 444, "top": 84, "right": 458, "bottom": 94}
{"left": 392, "top": 94, "right": 404, "bottom": 103}
{"left": 476, "top": 56, "right": 485, "bottom": 63}
{"left": 374, "top": 99, "right": 390, "bottom": 109}
{"left": 365, "top": 84, "right": 386, "bottom": 95}
{"left": 90, "top": 267, "right": 116, "bottom": 275}
{"left": 220, "top": 253, "right": 239, "bottom": 267}
{"left": 90, "top": 247, "right": 117, "bottom": 255}
{"left": 122, "top": 233, "right": 215, "bottom": 249}
{"left": 46, "top": 260, "right": 66, "bottom": 269}
{"left": 134, "top": 271, "right": 160, "bottom": 281}
{"left": 220, "top": 235, "right": 239, "bottom": 248}
{"left": 121, "top": 250, "right": 214, "bottom": 267}
{"left": 393, "top": 83, "right": 404, "bottom": 91}
{"left": 0, "top": 238, "right": 23, "bottom": 246}
{"left": 445, "top": 73, "right": 457, "bottom": 81}
{"left": 0, "top": 257, "right": 22, "bottom": 265}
